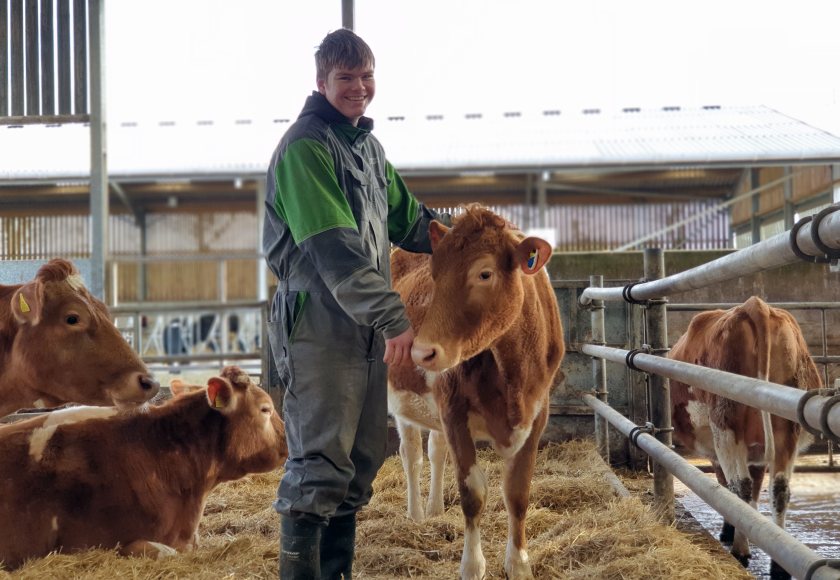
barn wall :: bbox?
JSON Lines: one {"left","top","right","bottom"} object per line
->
{"left": 731, "top": 165, "right": 833, "bottom": 225}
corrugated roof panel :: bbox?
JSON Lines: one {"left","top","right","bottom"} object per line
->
{"left": 0, "top": 105, "right": 839, "bottom": 182}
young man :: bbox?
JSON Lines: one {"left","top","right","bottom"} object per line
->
{"left": 263, "top": 29, "right": 449, "bottom": 579}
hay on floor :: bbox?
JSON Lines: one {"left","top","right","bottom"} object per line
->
{"left": 2, "top": 440, "right": 750, "bottom": 579}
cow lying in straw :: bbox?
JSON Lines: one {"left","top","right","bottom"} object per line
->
{"left": 388, "top": 205, "right": 565, "bottom": 579}
{"left": 0, "top": 366, "right": 287, "bottom": 570}
{"left": 669, "top": 296, "right": 821, "bottom": 579}
{"left": 0, "top": 258, "right": 158, "bottom": 417}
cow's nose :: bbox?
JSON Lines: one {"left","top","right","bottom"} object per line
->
{"left": 411, "top": 344, "right": 437, "bottom": 367}
{"left": 139, "top": 375, "right": 160, "bottom": 391}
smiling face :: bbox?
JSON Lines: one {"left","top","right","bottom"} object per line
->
{"left": 317, "top": 64, "right": 375, "bottom": 126}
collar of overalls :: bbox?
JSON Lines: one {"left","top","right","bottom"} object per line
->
{"left": 300, "top": 91, "right": 373, "bottom": 145}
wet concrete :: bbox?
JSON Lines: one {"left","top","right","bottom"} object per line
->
{"left": 675, "top": 468, "right": 840, "bottom": 579}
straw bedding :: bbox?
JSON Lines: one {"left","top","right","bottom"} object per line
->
{"left": 1, "top": 440, "right": 750, "bottom": 579}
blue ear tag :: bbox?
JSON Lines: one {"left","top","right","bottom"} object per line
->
{"left": 527, "top": 249, "right": 539, "bottom": 270}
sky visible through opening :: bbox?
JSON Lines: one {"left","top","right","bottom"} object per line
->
{"left": 106, "top": 0, "right": 840, "bottom": 133}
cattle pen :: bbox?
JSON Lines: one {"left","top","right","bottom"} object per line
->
{"left": 576, "top": 204, "right": 840, "bottom": 580}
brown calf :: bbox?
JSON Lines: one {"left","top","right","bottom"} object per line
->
{"left": 669, "top": 296, "right": 821, "bottom": 577}
{"left": 0, "top": 258, "right": 158, "bottom": 417}
{"left": 0, "top": 366, "right": 287, "bottom": 569}
{"left": 388, "top": 206, "right": 564, "bottom": 580}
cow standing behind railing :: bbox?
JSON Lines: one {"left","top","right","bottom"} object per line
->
{"left": 669, "top": 296, "right": 823, "bottom": 579}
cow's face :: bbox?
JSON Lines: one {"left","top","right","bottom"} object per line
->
{"left": 204, "top": 366, "right": 287, "bottom": 480}
{"left": 9, "top": 259, "right": 159, "bottom": 408}
{"left": 411, "top": 208, "right": 551, "bottom": 372}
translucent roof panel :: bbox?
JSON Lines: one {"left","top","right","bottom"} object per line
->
{"left": 1, "top": 105, "right": 838, "bottom": 183}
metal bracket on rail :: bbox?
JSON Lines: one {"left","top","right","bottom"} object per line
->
{"left": 804, "top": 557, "right": 840, "bottom": 580}
{"left": 796, "top": 388, "right": 840, "bottom": 445}
{"left": 622, "top": 280, "right": 648, "bottom": 305}
{"left": 811, "top": 204, "right": 840, "bottom": 264}
{"left": 790, "top": 204, "right": 840, "bottom": 264}
{"left": 627, "top": 421, "right": 674, "bottom": 448}
{"left": 625, "top": 346, "right": 651, "bottom": 372}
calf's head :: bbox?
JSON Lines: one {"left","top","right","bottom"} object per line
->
{"left": 411, "top": 207, "right": 552, "bottom": 372}
{"left": 8, "top": 259, "right": 159, "bottom": 408}
{"left": 186, "top": 366, "right": 287, "bottom": 481}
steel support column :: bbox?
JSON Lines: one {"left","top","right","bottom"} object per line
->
{"left": 643, "top": 248, "right": 673, "bottom": 522}
{"left": 589, "top": 275, "right": 609, "bottom": 461}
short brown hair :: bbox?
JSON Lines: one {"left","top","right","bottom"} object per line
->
{"left": 315, "top": 29, "right": 375, "bottom": 81}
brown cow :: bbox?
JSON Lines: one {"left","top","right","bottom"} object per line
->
{"left": 0, "top": 258, "right": 158, "bottom": 417}
{"left": 0, "top": 365, "right": 287, "bottom": 569}
{"left": 388, "top": 206, "right": 564, "bottom": 580}
{"left": 669, "top": 296, "right": 821, "bottom": 578}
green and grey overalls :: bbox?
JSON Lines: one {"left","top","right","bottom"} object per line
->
{"left": 263, "top": 91, "right": 447, "bottom": 522}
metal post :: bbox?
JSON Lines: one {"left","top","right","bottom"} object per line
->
{"left": 750, "top": 168, "right": 761, "bottom": 246}
{"left": 589, "top": 275, "right": 609, "bottom": 461}
{"left": 644, "top": 248, "right": 674, "bottom": 522}
{"left": 342, "top": 0, "right": 354, "bottom": 30}
{"left": 832, "top": 164, "right": 839, "bottom": 274}
{"left": 783, "top": 166, "right": 794, "bottom": 230}
{"left": 89, "top": 0, "right": 107, "bottom": 299}
{"left": 537, "top": 172, "right": 548, "bottom": 228}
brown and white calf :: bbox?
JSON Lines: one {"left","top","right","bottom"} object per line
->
{"left": 0, "top": 366, "right": 287, "bottom": 569}
{"left": 669, "top": 296, "right": 821, "bottom": 576}
{"left": 0, "top": 258, "right": 158, "bottom": 417}
{"left": 388, "top": 206, "right": 565, "bottom": 580}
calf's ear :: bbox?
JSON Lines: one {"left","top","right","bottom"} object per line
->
{"left": 206, "top": 377, "right": 237, "bottom": 413}
{"left": 514, "top": 237, "right": 552, "bottom": 274}
{"left": 11, "top": 283, "right": 43, "bottom": 325}
{"left": 428, "top": 220, "right": 450, "bottom": 251}
{"left": 170, "top": 378, "right": 204, "bottom": 397}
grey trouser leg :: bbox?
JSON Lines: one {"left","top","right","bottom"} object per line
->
{"left": 270, "top": 290, "right": 388, "bottom": 521}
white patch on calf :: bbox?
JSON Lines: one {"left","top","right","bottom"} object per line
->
{"left": 33, "top": 399, "right": 46, "bottom": 409}
{"left": 388, "top": 386, "right": 441, "bottom": 431}
{"left": 29, "top": 406, "right": 117, "bottom": 462}
{"left": 422, "top": 369, "right": 438, "bottom": 388}
{"left": 148, "top": 542, "right": 179, "bottom": 559}
{"left": 505, "top": 538, "right": 532, "bottom": 579}
{"left": 685, "top": 400, "right": 716, "bottom": 459}
{"left": 51, "top": 516, "right": 59, "bottom": 532}
{"left": 66, "top": 273, "right": 85, "bottom": 291}
{"left": 464, "top": 464, "right": 487, "bottom": 504}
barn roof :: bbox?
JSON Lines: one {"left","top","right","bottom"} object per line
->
{"left": 1, "top": 104, "right": 839, "bottom": 185}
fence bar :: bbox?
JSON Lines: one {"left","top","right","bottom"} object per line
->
{"left": 581, "top": 344, "right": 840, "bottom": 443}
{"left": 582, "top": 393, "right": 840, "bottom": 580}
{"left": 580, "top": 208, "right": 840, "bottom": 305}
{"left": 644, "top": 248, "right": 674, "bottom": 521}
{"left": 589, "top": 275, "right": 609, "bottom": 461}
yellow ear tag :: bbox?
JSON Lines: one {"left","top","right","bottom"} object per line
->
{"left": 19, "top": 293, "right": 30, "bottom": 313}
{"left": 214, "top": 396, "right": 226, "bottom": 408}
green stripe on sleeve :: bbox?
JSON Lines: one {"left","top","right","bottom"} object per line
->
{"left": 274, "top": 139, "right": 358, "bottom": 243}
{"left": 385, "top": 161, "right": 420, "bottom": 242}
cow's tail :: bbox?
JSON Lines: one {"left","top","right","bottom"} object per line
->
{"left": 744, "top": 297, "right": 776, "bottom": 468}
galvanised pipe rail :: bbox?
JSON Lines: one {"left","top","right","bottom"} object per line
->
{"left": 581, "top": 344, "right": 840, "bottom": 444}
{"left": 579, "top": 206, "right": 840, "bottom": 305}
{"left": 583, "top": 393, "right": 840, "bottom": 580}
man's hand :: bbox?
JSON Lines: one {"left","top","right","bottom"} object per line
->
{"left": 383, "top": 327, "right": 415, "bottom": 367}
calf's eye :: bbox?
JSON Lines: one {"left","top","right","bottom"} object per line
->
{"left": 479, "top": 271, "right": 492, "bottom": 281}
{"left": 261, "top": 405, "right": 272, "bottom": 415}
{"left": 66, "top": 315, "right": 80, "bottom": 325}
